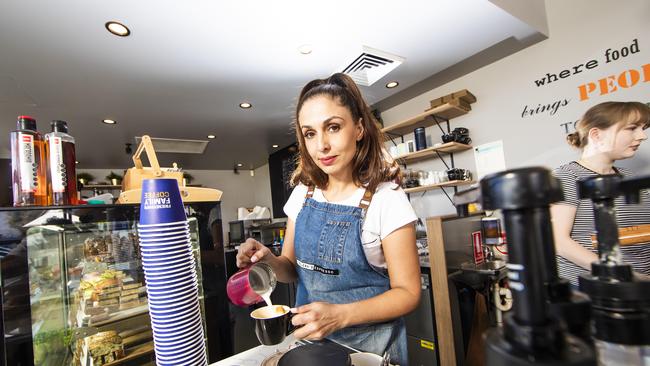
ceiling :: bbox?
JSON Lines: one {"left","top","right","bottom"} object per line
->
{"left": 0, "top": 0, "right": 547, "bottom": 170}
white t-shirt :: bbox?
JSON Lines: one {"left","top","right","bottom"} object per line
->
{"left": 283, "top": 182, "right": 418, "bottom": 269}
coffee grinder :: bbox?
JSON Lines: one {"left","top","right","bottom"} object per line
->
{"left": 481, "top": 167, "right": 595, "bottom": 366}
{"left": 480, "top": 217, "right": 506, "bottom": 268}
{"left": 578, "top": 174, "right": 650, "bottom": 365}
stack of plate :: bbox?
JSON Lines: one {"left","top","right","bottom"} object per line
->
{"left": 138, "top": 179, "right": 207, "bottom": 366}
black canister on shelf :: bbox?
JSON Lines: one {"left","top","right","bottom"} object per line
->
{"left": 414, "top": 127, "right": 426, "bottom": 151}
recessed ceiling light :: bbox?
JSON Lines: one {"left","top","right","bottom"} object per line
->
{"left": 272, "top": 144, "right": 279, "bottom": 148}
{"left": 207, "top": 134, "right": 216, "bottom": 139}
{"left": 237, "top": 163, "right": 243, "bottom": 167}
{"left": 102, "top": 119, "right": 116, "bottom": 125}
{"left": 385, "top": 81, "right": 399, "bottom": 89}
{"left": 239, "top": 102, "right": 252, "bottom": 109}
{"left": 105, "top": 21, "right": 131, "bottom": 37}
{"left": 298, "top": 44, "right": 312, "bottom": 55}
{"left": 75, "top": 161, "right": 79, "bottom": 164}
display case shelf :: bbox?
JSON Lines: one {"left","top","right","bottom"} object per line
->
{"left": 403, "top": 180, "right": 474, "bottom": 194}
{"left": 382, "top": 101, "right": 469, "bottom": 139}
{"left": 393, "top": 142, "right": 472, "bottom": 164}
{"left": 104, "top": 341, "right": 154, "bottom": 365}
{"left": 78, "top": 304, "right": 149, "bottom": 328}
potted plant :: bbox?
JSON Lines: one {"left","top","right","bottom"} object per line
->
{"left": 76, "top": 172, "right": 95, "bottom": 186}
{"left": 105, "top": 171, "right": 123, "bottom": 186}
{"left": 32, "top": 329, "right": 72, "bottom": 365}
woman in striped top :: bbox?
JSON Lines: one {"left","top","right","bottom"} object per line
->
{"left": 551, "top": 101, "right": 650, "bottom": 286}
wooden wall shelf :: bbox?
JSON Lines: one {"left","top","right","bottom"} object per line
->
{"left": 403, "top": 180, "right": 474, "bottom": 194}
{"left": 382, "top": 101, "right": 469, "bottom": 139}
{"left": 393, "top": 142, "right": 472, "bottom": 164}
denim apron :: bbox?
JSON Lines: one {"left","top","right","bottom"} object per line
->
{"left": 294, "top": 186, "right": 408, "bottom": 365}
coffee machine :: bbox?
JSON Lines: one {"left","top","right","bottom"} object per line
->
{"left": 577, "top": 174, "right": 650, "bottom": 365}
{"left": 481, "top": 167, "right": 595, "bottom": 366}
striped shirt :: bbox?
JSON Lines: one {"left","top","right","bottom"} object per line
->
{"left": 553, "top": 162, "right": 650, "bottom": 285}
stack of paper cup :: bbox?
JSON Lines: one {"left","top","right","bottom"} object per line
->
{"left": 137, "top": 179, "right": 207, "bottom": 366}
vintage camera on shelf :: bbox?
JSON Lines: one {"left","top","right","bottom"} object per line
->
{"left": 403, "top": 169, "right": 421, "bottom": 188}
{"left": 446, "top": 168, "right": 472, "bottom": 182}
{"left": 441, "top": 127, "right": 471, "bottom": 145}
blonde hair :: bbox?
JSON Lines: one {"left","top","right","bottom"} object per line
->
{"left": 567, "top": 101, "right": 650, "bottom": 148}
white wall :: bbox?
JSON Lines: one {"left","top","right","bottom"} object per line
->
{"left": 381, "top": 0, "right": 650, "bottom": 220}
{"left": 79, "top": 167, "right": 274, "bottom": 238}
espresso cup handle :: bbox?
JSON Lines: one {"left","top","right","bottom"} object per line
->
{"left": 287, "top": 312, "right": 303, "bottom": 335}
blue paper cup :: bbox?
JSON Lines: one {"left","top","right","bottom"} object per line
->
{"left": 145, "top": 273, "right": 198, "bottom": 289}
{"left": 139, "top": 179, "right": 186, "bottom": 225}
{"left": 156, "top": 338, "right": 204, "bottom": 359}
{"left": 137, "top": 223, "right": 189, "bottom": 233}
{"left": 151, "top": 311, "right": 201, "bottom": 331}
{"left": 149, "top": 302, "right": 199, "bottom": 320}
{"left": 150, "top": 315, "right": 201, "bottom": 335}
{"left": 157, "top": 349, "right": 206, "bottom": 365}
{"left": 137, "top": 220, "right": 188, "bottom": 228}
{"left": 141, "top": 250, "right": 193, "bottom": 262}
{"left": 139, "top": 233, "right": 191, "bottom": 243}
{"left": 156, "top": 332, "right": 203, "bottom": 356}
{"left": 153, "top": 327, "right": 202, "bottom": 347}
{"left": 151, "top": 312, "right": 202, "bottom": 334}
{"left": 137, "top": 229, "right": 190, "bottom": 238}
{"left": 156, "top": 336, "right": 205, "bottom": 358}
{"left": 157, "top": 348, "right": 206, "bottom": 366}
{"left": 140, "top": 246, "right": 190, "bottom": 257}
{"left": 148, "top": 288, "right": 198, "bottom": 306}
{"left": 148, "top": 292, "right": 198, "bottom": 310}
{"left": 145, "top": 258, "right": 194, "bottom": 274}
{"left": 146, "top": 279, "right": 197, "bottom": 296}
{"left": 151, "top": 318, "right": 203, "bottom": 339}
{"left": 144, "top": 265, "right": 192, "bottom": 279}
{"left": 150, "top": 304, "right": 200, "bottom": 325}
{"left": 139, "top": 247, "right": 191, "bottom": 258}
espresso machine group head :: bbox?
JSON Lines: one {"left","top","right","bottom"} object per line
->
{"left": 577, "top": 174, "right": 650, "bottom": 364}
{"left": 481, "top": 167, "right": 595, "bottom": 366}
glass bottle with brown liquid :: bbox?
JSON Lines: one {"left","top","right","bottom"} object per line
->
{"left": 10, "top": 116, "right": 48, "bottom": 206}
{"left": 45, "top": 120, "right": 78, "bottom": 205}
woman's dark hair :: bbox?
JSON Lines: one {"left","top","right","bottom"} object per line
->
{"left": 291, "top": 73, "right": 400, "bottom": 192}
{"left": 567, "top": 101, "right": 650, "bottom": 148}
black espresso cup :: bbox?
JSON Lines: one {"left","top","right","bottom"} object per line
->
{"left": 251, "top": 305, "right": 294, "bottom": 345}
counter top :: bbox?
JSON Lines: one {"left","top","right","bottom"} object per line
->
{"left": 210, "top": 335, "right": 297, "bottom": 366}
{"left": 210, "top": 336, "right": 360, "bottom": 366}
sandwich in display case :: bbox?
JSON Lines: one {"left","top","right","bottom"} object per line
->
{"left": 0, "top": 202, "right": 232, "bottom": 366}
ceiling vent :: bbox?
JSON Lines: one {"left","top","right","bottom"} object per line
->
{"left": 341, "top": 46, "right": 404, "bottom": 86}
{"left": 134, "top": 136, "right": 209, "bottom": 154}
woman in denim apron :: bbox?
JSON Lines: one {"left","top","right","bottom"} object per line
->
{"left": 237, "top": 73, "right": 421, "bottom": 365}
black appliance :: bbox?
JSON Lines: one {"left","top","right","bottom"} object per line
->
{"left": 268, "top": 144, "right": 298, "bottom": 218}
{"left": 577, "top": 174, "right": 650, "bottom": 364}
{"left": 480, "top": 167, "right": 595, "bottom": 366}
{"left": 404, "top": 266, "right": 439, "bottom": 366}
{"left": 229, "top": 220, "right": 246, "bottom": 245}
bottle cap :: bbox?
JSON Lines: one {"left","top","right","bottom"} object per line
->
{"left": 17, "top": 116, "right": 37, "bottom": 131}
{"left": 51, "top": 120, "right": 69, "bottom": 133}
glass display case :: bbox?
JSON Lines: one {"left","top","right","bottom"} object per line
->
{"left": 1, "top": 202, "right": 232, "bottom": 366}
